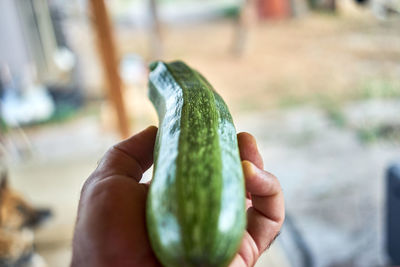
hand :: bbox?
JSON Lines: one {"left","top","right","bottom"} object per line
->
{"left": 71, "top": 126, "right": 284, "bottom": 267}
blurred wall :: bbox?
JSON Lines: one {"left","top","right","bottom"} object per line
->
{"left": 0, "top": 0, "right": 30, "bottom": 74}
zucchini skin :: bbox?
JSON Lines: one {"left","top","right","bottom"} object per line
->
{"left": 146, "top": 61, "right": 246, "bottom": 267}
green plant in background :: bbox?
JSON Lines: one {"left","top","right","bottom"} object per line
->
{"left": 272, "top": 78, "right": 307, "bottom": 108}
{"left": 220, "top": 5, "right": 240, "bottom": 18}
{"left": 360, "top": 79, "right": 400, "bottom": 99}
{"left": 357, "top": 126, "right": 380, "bottom": 143}
{"left": 278, "top": 94, "right": 307, "bottom": 108}
{"left": 290, "top": 127, "right": 316, "bottom": 146}
{"left": 326, "top": 106, "right": 346, "bottom": 128}
{"left": 47, "top": 104, "right": 80, "bottom": 124}
{"left": 308, "top": 0, "right": 318, "bottom": 9}
{"left": 357, "top": 124, "right": 400, "bottom": 144}
{"left": 0, "top": 116, "right": 7, "bottom": 133}
{"left": 314, "top": 94, "right": 346, "bottom": 128}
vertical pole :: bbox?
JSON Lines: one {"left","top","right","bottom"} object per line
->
{"left": 148, "top": 0, "right": 163, "bottom": 60}
{"left": 232, "top": 0, "right": 256, "bottom": 56}
{"left": 89, "top": 0, "right": 130, "bottom": 139}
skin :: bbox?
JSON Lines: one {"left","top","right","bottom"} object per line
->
{"left": 71, "top": 126, "right": 285, "bottom": 267}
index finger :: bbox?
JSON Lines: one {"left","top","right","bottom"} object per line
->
{"left": 237, "top": 132, "right": 264, "bottom": 169}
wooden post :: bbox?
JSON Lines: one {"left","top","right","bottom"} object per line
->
{"left": 232, "top": 0, "right": 256, "bottom": 56}
{"left": 148, "top": 0, "right": 163, "bottom": 60}
{"left": 89, "top": 0, "right": 130, "bottom": 139}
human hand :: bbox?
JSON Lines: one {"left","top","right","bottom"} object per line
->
{"left": 71, "top": 126, "right": 284, "bottom": 267}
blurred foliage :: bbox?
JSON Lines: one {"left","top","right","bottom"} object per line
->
{"left": 360, "top": 79, "right": 400, "bottom": 99}
{"left": 44, "top": 102, "right": 101, "bottom": 126}
{"left": 278, "top": 93, "right": 346, "bottom": 128}
{"left": 278, "top": 94, "right": 307, "bottom": 108}
{"left": 307, "top": 0, "right": 319, "bottom": 9}
{"left": 357, "top": 123, "right": 400, "bottom": 144}
{"left": 219, "top": 5, "right": 240, "bottom": 18}
{"left": 314, "top": 95, "right": 346, "bottom": 128}
{"left": 0, "top": 117, "right": 7, "bottom": 133}
{"left": 47, "top": 105, "right": 80, "bottom": 124}
{"left": 277, "top": 77, "right": 399, "bottom": 115}
{"left": 289, "top": 128, "right": 316, "bottom": 146}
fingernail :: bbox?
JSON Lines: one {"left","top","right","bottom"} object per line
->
{"left": 242, "top": 160, "right": 256, "bottom": 177}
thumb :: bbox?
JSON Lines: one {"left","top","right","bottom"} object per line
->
{"left": 85, "top": 126, "right": 158, "bottom": 191}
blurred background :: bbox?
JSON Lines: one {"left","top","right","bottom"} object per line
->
{"left": 0, "top": 0, "right": 399, "bottom": 266}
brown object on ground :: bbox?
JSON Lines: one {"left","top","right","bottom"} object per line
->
{"left": 89, "top": 0, "right": 130, "bottom": 139}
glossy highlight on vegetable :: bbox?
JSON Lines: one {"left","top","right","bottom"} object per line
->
{"left": 146, "top": 61, "right": 246, "bottom": 267}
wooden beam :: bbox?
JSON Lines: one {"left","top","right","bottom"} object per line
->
{"left": 232, "top": 0, "right": 256, "bottom": 56}
{"left": 89, "top": 0, "right": 130, "bottom": 139}
{"left": 148, "top": 0, "right": 163, "bottom": 59}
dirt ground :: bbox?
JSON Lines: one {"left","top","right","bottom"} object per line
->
{"left": 70, "top": 13, "right": 400, "bottom": 114}
{"left": 3, "top": 13, "right": 400, "bottom": 267}
{"left": 116, "top": 14, "right": 400, "bottom": 112}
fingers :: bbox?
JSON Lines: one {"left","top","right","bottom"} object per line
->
{"left": 229, "top": 232, "right": 259, "bottom": 267}
{"left": 113, "top": 126, "right": 158, "bottom": 171}
{"left": 242, "top": 161, "right": 281, "bottom": 202}
{"left": 237, "top": 132, "right": 263, "bottom": 169}
{"left": 86, "top": 126, "right": 158, "bottom": 188}
{"left": 242, "top": 160, "right": 285, "bottom": 254}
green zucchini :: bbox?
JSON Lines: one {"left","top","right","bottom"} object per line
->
{"left": 146, "top": 61, "right": 246, "bottom": 267}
